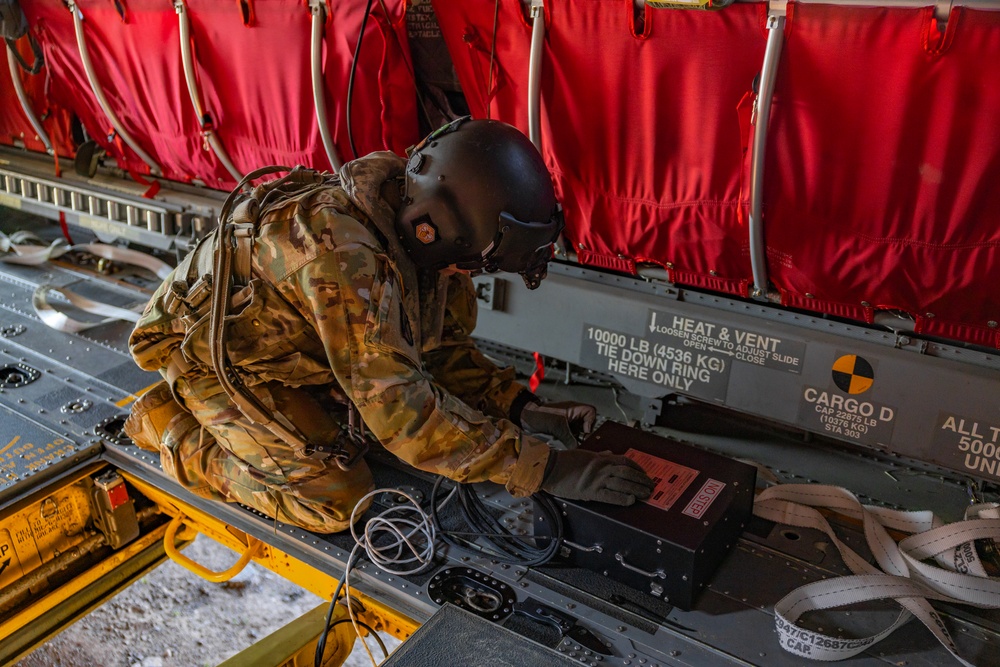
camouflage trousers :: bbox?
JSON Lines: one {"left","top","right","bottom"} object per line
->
{"left": 160, "top": 372, "right": 374, "bottom": 533}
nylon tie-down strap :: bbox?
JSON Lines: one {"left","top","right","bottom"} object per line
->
{"left": 1, "top": 231, "right": 173, "bottom": 332}
{"left": 32, "top": 283, "right": 143, "bottom": 332}
{"left": 753, "top": 483, "right": 1000, "bottom": 665}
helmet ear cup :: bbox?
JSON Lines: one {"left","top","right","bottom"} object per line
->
{"left": 395, "top": 119, "right": 560, "bottom": 276}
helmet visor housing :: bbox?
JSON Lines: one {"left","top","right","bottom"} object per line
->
{"left": 454, "top": 210, "right": 564, "bottom": 289}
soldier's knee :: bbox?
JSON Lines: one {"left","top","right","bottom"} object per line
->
{"left": 124, "top": 380, "right": 188, "bottom": 453}
{"left": 281, "top": 488, "right": 375, "bottom": 534}
{"left": 157, "top": 414, "right": 229, "bottom": 497}
{"left": 270, "top": 465, "right": 376, "bottom": 533}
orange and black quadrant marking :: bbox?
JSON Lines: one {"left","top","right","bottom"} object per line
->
{"left": 832, "top": 355, "right": 874, "bottom": 394}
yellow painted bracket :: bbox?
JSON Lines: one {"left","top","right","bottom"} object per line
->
{"left": 122, "top": 472, "right": 419, "bottom": 641}
{"left": 163, "top": 514, "right": 263, "bottom": 583}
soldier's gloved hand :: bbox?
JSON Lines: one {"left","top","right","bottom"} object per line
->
{"left": 540, "top": 449, "right": 655, "bottom": 506}
{"left": 520, "top": 401, "right": 597, "bottom": 449}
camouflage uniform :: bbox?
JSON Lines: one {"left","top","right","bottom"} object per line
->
{"left": 128, "top": 153, "right": 551, "bottom": 533}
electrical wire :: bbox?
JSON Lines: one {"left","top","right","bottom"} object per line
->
{"left": 486, "top": 0, "right": 500, "bottom": 119}
{"left": 315, "top": 487, "right": 440, "bottom": 667}
{"left": 348, "top": 0, "right": 442, "bottom": 155}
{"left": 347, "top": 488, "right": 439, "bottom": 665}
{"left": 346, "top": 0, "right": 376, "bottom": 159}
{"left": 314, "top": 480, "right": 562, "bottom": 666}
{"left": 611, "top": 386, "right": 632, "bottom": 424}
{"left": 343, "top": 545, "right": 379, "bottom": 667}
{"left": 314, "top": 547, "right": 358, "bottom": 667}
{"left": 330, "top": 619, "right": 389, "bottom": 659}
{"left": 430, "top": 477, "right": 563, "bottom": 567}
{"left": 349, "top": 488, "right": 438, "bottom": 575}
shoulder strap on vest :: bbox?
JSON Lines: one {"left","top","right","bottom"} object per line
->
{"left": 206, "top": 165, "right": 366, "bottom": 471}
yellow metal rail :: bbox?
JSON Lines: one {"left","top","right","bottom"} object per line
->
{"left": 163, "top": 514, "right": 263, "bottom": 582}
{"left": 121, "top": 472, "right": 419, "bottom": 649}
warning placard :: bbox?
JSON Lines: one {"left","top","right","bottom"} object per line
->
{"left": 682, "top": 479, "right": 726, "bottom": 519}
{"left": 624, "top": 448, "right": 699, "bottom": 511}
{"left": 581, "top": 324, "right": 730, "bottom": 401}
{"left": 647, "top": 310, "right": 806, "bottom": 374}
{"left": 933, "top": 412, "right": 1000, "bottom": 481}
{"left": 798, "top": 386, "right": 896, "bottom": 446}
{"left": 581, "top": 313, "right": 806, "bottom": 402}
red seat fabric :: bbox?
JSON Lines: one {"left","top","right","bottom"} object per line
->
{"left": 17, "top": 0, "right": 418, "bottom": 189}
{"left": 435, "top": 0, "right": 767, "bottom": 295}
{"left": 0, "top": 37, "right": 75, "bottom": 157}
{"left": 21, "top": 0, "right": 195, "bottom": 180}
{"left": 185, "top": 0, "right": 418, "bottom": 186}
{"left": 765, "top": 3, "right": 1000, "bottom": 347}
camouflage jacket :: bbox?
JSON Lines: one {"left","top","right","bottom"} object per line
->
{"left": 129, "top": 153, "right": 550, "bottom": 496}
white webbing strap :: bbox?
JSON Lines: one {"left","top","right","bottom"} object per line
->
{"left": 32, "top": 284, "right": 144, "bottom": 332}
{"left": 76, "top": 243, "right": 173, "bottom": 280}
{"left": 1, "top": 233, "right": 173, "bottom": 279}
{"left": 0, "top": 232, "right": 173, "bottom": 280}
{"left": 754, "top": 484, "right": 1000, "bottom": 665}
{"left": 0, "top": 233, "right": 72, "bottom": 265}
{"left": 1, "top": 234, "right": 173, "bottom": 331}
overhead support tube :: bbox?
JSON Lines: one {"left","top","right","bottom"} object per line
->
{"left": 748, "top": 13, "right": 784, "bottom": 299}
{"left": 310, "top": 0, "right": 342, "bottom": 171}
{"left": 527, "top": 0, "right": 545, "bottom": 149}
{"left": 67, "top": 2, "right": 161, "bottom": 176}
{"left": 526, "top": 0, "right": 568, "bottom": 256}
{"left": 6, "top": 46, "right": 53, "bottom": 155}
{"left": 174, "top": 0, "right": 243, "bottom": 182}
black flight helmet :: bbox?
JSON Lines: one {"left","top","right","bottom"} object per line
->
{"left": 395, "top": 117, "right": 563, "bottom": 289}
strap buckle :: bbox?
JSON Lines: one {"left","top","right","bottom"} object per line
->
{"left": 332, "top": 439, "right": 369, "bottom": 472}
{"left": 331, "top": 404, "right": 372, "bottom": 471}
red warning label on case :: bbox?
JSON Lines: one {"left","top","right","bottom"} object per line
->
{"left": 624, "top": 448, "right": 699, "bottom": 511}
{"left": 682, "top": 478, "right": 726, "bottom": 519}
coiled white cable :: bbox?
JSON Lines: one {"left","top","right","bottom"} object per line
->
{"left": 341, "top": 487, "right": 449, "bottom": 665}
{"left": 349, "top": 488, "right": 438, "bottom": 576}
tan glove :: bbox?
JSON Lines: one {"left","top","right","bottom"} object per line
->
{"left": 540, "top": 449, "right": 655, "bottom": 506}
{"left": 520, "top": 401, "right": 597, "bottom": 449}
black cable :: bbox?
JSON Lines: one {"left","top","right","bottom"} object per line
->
{"left": 6, "top": 34, "right": 44, "bottom": 75}
{"left": 316, "top": 480, "right": 561, "bottom": 666}
{"left": 486, "top": 0, "right": 500, "bottom": 119}
{"left": 329, "top": 619, "right": 390, "bottom": 659}
{"left": 457, "top": 486, "right": 523, "bottom": 560}
{"left": 314, "top": 548, "right": 362, "bottom": 667}
{"left": 430, "top": 476, "right": 563, "bottom": 567}
{"left": 346, "top": 0, "right": 376, "bottom": 160}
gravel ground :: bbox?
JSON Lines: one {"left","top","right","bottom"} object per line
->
{"left": 14, "top": 536, "right": 401, "bottom": 667}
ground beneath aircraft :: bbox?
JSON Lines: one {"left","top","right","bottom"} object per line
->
{"left": 14, "top": 536, "right": 399, "bottom": 667}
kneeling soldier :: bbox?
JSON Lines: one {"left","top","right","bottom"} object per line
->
{"left": 126, "top": 118, "right": 653, "bottom": 533}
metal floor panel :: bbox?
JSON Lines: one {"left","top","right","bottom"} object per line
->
{"left": 0, "top": 403, "right": 102, "bottom": 505}
{"left": 0, "top": 256, "right": 157, "bottom": 503}
{"left": 103, "top": 436, "right": 1000, "bottom": 667}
